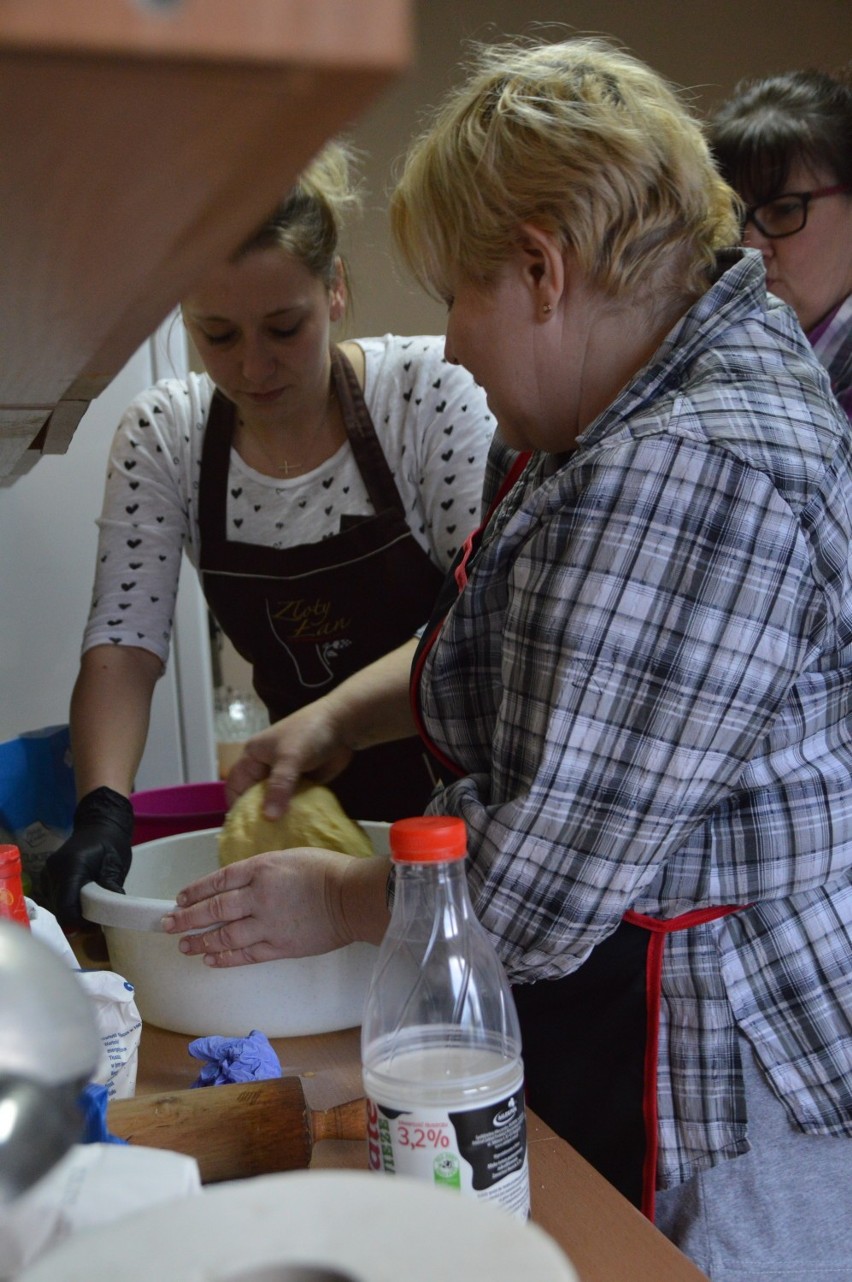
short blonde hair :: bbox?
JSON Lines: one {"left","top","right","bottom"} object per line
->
{"left": 237, "top": 140, "right": 363, "bottom": 288}
{"left": 390, "top": 38, "right": 740, "bottom": 303}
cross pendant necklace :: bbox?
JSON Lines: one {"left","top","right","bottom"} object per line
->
{"left": 236, "top": 418, "right": 312, "bottom": 477}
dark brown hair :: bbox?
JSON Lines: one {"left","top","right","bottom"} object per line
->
{"left": 709, "top": 68, "right": 852, "bottom": 204}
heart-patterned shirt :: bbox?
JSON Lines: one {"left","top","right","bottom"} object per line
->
{"left": 83, "top": 334, "right": 495, "bottom": 662}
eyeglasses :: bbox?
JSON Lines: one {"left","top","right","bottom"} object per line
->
{"left": 743, "top": 183, "right": 851, "bottom": 239}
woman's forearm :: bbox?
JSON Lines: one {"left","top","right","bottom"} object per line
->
{"left": 69, "top": 645, "right": 164, "bottom": 799}
{"left": 324, "top": 636, "right": 419, "bottom": 752}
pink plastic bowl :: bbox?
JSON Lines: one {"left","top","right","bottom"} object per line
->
{"left": 130, "top": 782, "right": 227, "bottom": 845}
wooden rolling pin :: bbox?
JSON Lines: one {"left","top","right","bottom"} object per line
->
{"left": 108, "top": 1076, "right": 366, "bottom": 1184}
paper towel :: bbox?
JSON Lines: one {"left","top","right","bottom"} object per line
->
{"left": 17, "top": 1169, "right": 578, "bottom": 1281}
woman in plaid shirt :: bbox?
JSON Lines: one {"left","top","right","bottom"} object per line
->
{"left": 168, "top": 39, "right": 852, "bottom": 1278}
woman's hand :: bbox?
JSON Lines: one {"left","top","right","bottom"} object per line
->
{"left": 161, "top": 848, "right": 391, "bottom": 966}
{"left": 227, "top": 638, "right": 419, "bottom": 819}
{"left": 227, "top": 701, "right": 353, "bottom": 819}
{"left": 43, "top": 786, "right": 135, "bottom": 929}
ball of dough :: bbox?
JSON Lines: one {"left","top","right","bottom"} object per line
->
{"left": 217, "top": 780, "right": 375, "bottom": 866}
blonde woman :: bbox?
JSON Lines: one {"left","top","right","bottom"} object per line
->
{"left": 167, "top": 42, "right": 852, "bottom": 1276}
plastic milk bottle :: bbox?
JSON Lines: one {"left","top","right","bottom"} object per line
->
{"left": 361, "top": 816, "right": 530, "bottom": 1219}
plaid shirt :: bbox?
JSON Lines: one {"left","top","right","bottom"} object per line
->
{"left": 420, "top": 250, "right": 852, "bottom": 1187}
{"left": 810, "top": 292, "right": 852, "bottom": 423}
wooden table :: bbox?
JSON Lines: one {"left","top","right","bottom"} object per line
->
{"left": 136, "top": 1022, "right": 708, "bottom": 1282}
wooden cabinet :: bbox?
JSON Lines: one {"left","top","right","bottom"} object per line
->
{"left": 0, "top": 0, "right": 411, "bottom": 475}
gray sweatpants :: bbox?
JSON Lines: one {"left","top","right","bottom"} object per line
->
{"left": 654, "top": 1036, "right": 852, "bottom": 1280}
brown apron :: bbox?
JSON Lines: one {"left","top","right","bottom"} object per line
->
{"left": 411, "top": 451, "right": 740, "bottom": 1218}
{"left": 199, "top": 347, "right": 445, "bottom": 822}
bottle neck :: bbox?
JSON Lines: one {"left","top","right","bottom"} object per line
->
{"left": 389, "top": 858, "right": 472, "bottom": 939}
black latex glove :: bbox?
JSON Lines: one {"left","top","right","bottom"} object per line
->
{"left": 43, "top": 786, "right": 135, "bottom": 929}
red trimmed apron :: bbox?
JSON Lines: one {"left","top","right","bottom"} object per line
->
{"left": 411, "top": 451, "right": 739, "bottom": 1218}
{"left": 199, "top": 347, "right": 445, "bottom": 822}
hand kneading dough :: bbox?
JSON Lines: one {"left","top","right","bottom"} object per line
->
{"left": 217, "top": 781, "right": 375, "bottom": 866}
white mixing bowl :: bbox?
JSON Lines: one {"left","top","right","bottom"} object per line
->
{"left": 80, "top": 824, "right": 389, "bottom": 1038}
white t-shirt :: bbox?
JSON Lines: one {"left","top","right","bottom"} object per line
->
{"left": 83, "top": 335, "right": 495, "bottom": 664}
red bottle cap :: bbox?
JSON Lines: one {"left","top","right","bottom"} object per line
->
{"left": 389, "top": 816, "right": 467, "bottom": 862}
{"left": 0, "top": 844, "right": 21, "bottom": 869}
{"left": 0, "top": 843, "right": 30, "bottom": 927}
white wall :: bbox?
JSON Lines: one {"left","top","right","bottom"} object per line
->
{"left": 0, "top": 322, "right": 217, "bottom": 790}
{"left": 345, "top": 0, "right": 847, "bottom": 340}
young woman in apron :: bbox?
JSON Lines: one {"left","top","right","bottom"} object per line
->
{"left": 198, "top": 349, "right": 445, "bottom": 821}
{"left": 46, "top": 141, "right": 494, "bottom": 926}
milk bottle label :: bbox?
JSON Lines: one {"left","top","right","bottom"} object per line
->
{"left": 366, "top": 1083, "right": 530, "bottom": 1219}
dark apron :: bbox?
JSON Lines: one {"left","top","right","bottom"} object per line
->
{"left": 411, "top": 452, "right": 740, "bottom": 1219}
{"left": 199, "top": 347, "right": 445, "bottom": 822}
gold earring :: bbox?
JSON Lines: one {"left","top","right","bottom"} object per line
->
{"left": 543, "top": 303, "right": 552, "bottom": 315}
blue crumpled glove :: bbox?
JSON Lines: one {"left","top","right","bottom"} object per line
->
{"left": 188, "top": 1030, "right": 282, "bottom": 1087}
{"left": 78, "top": 1082, "right": 128, "bottom": 1144}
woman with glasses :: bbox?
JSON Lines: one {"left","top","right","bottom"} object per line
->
{"left": 710, "top": 68, "right": 852, "bottom": 420}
